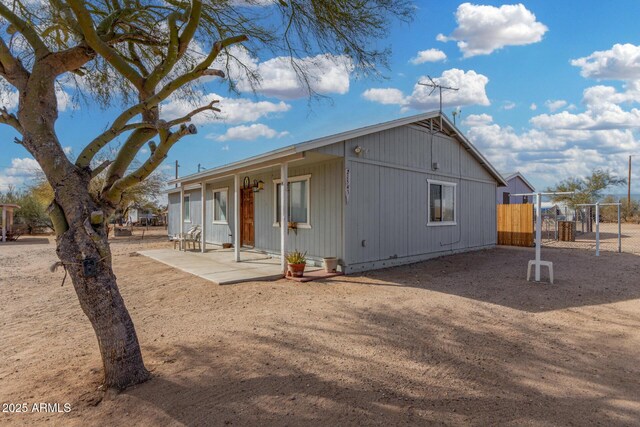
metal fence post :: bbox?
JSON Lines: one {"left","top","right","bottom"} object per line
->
{"left": 618, "top": 204, "right": 622, "bottom": 253}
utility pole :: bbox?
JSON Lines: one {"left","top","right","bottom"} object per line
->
{"left": 418, "top": 76, "right": 459, "bottom": 113}
{"left": 175, "top": 160, "right": 180, "bottom": 188}
{"left": 629, "top": 155, "right": 633, "bottom": 208}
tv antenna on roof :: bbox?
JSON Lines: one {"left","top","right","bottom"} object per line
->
{"left": 418, "top": 76, "right": 458, "bottom": 113}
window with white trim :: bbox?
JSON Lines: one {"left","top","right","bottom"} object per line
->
{"left": 183, "top": 194, "right": 191, "bottom": 222}
{"left": 213, "top": 188, "right": 228, "bottom": 224}
{"left": 428, "top": 180, "right": 456, "bottom": 225}
{"left": 274, "top": 175, "right": 311, "bottom": 227}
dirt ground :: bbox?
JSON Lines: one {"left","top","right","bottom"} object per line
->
{"left": 1, "top": 228, "right": 639, "bottom": 426}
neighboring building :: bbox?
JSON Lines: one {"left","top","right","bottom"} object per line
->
{"left": 126, "top": 205, "right": 164, "bottom": 226}
{"left": 497, "top": 172, "right": 535, "bottom": 204}
{"left": 167, "top": 111, "right": 506, "bottom": 273}
{"left": 1, "top": 203, "right": 20, "bottom": 242}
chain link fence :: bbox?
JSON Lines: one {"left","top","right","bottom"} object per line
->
{"left": 541, "top": 205, "right": 640, "bottom": 254}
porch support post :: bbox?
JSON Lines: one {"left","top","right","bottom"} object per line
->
{"left": 179, "top": 186, "right": 184, "bottom": 250}
{"left": 534, "top": 192, "right": 541, "bottom": 281}
{"left": 201, "top": 182, "right": 206, "bottom": 253}
{"left": 234, "top": 173, "right": 240, "bottom": 262}
{"left": 1, "top": 205, "right": 6, "bottom": 242}
{"left": 280, "top": 162, "right": 289, "bottom": 274}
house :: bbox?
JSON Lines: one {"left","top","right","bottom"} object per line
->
{"left": 497, "top": 172, "right": 535, "bottom": 204}
{"left": 127, "top": 206, "right": 158, "bottom": 226}
{"left": 167, "top": 111, "right": 507, "bottom": 274}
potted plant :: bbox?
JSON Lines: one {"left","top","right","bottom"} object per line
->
{"left": 286, "top": 250, "right": 307, "bottom": 278}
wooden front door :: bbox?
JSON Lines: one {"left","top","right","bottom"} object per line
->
{"left": 240, "top": 188, "right": 255, "bottom": 246}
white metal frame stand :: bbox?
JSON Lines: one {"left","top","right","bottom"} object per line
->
{"left": 575, "top": 202, "right": 622, "bottom": 256}
{"left": 512, "top": 191, "right": 575, "bottom": 283}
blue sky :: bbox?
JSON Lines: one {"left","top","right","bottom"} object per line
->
{"left": 3, "top": 1, "right": 640, "bottom": 195}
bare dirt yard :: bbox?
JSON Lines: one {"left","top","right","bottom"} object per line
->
{"left": 1, "top": 228, "right": 639, "bottom": 426}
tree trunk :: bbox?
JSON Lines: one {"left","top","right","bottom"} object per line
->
{"left": 16, "top": 57, "right": 150, "bottom": 392}
{"left": 56, "top": 218, "right": 150, "bottom": 390}
{"left": 56, "top": 181, "right": 150, "bottom": 390}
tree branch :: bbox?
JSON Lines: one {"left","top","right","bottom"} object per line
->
{"left": 0, "top": 2, "right": 50, "bottom": 59}
{"left": 102, "top": 128, "right": 157, "bottom": 191}
{"left": 77, "top": 34, "right": 246, "bottom": 168}
{"left": 0, "top": 34, "right": 29, "bottom": 89}
{"left": 91, "top": 160, "right": 113, "bottom": 178}
{"left": 105, "top": 124, "right": 197, "bottom": 203}
{"left": 0, "top": 106, "right": 23, "bottom": 134}
{"left": 166, "top": 100, "right": 220, "bottom": 127}
{"left": 177, "top": 1, "right": 202, "bottom": 56}
{"left": 67, "top": 0, "right": 145, "bottom": 90}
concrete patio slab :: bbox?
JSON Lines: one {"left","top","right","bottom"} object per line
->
{"left": 138, "top": 248, "right": 320, "bottom": 285}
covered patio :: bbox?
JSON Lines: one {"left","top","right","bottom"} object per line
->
{"left": 138, "top": 247, "right": 321, "bottom": 285}
{"left": 167, "top": 147, "right": 341, "bottom": 274}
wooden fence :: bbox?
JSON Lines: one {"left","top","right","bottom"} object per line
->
{"left": 497, "top": 204, "right": 534, "bottom": 247}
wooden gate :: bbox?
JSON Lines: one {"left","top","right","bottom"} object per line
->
{"left": 497, "top": 204, "right": 534, "bottom": 247}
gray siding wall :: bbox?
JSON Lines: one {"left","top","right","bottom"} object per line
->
{"left": 181, "top": 188, "right": 202, "bottom": 233}
{"left": 204, "top": 180, "right": 235, "bottom": 245}
{"left": 497, "top": 176, "right": 534, "bottom": 204}
{"left": 167, "top": 192, "right": 181, "bottom": 236}
{"left": 343, "top": 124, "right": 497, "bottom": 271}
{"left": 249, "top": 158, "right": 344, "bottom": 263}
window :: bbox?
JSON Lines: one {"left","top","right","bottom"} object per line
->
{"left": 213, "top": 188, "right": 228, "bottom": 224}
{"left": 428, "top": 180, "right": 456, "bottom": 225}
{"left": 503, "top": 192, "right": 511, "bottom": 205}
{"left": 183, "top": 194, "right": 191, "bottom": 222}
{"left": 273, "top": 175, "right": 311, "bottom": 228}
{"left": 522, "top": 195, "right": 529, "bottom": 204}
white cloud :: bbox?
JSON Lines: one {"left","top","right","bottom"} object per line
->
{"left": 464, "top": 119, "right": 637, "bottom": 189}
{"left": 230, "top": 0, "right": 277, "bottom": 6}
{"left": 161, "top": 92, "right": 291, "bottom": 125}
{"left": 462, "top": 113, "right": 493, "bottom": 127}
{"left": 571, "top": 43, "right": 640, "bottom": 80}
{"left": 0, "top": 157, "right": 42, "bottom": 189}
{"left": 502, "top": 101, "right": 516, "bottom": 110}
{"left": 437, "top": 3, "right": 548, "bottom": 57}
{"left": 362, "top": 88, "right": 406, "bottom": 105}
{"left": 545, "top": 99, "right": 568, "bottom": 112}
{"left": 363, "top": 69, "right": 490, "bottom": 111}
{"left": 530, "top": 103, "right": 537, "bottom": 110}
{"left": 0, "top": 88, "right": 19, "bottom": 111}
{"left": 410, "top": 49, "right": 447, "bottom": 64}
{"left": 214, "top": 124, "right": 289, "bottom": 142}
{"left": 218, "top": 47, "right": 353, "bottom": 99}
{"left": 531, "top": 84, "right": 640, "bottom": 131}
{"left": 56, "top": 89, "right": 73, "bottom": 112}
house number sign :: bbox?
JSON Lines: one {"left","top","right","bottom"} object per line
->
{"left": 345, "top": 168, "right": 351, "bottom": 204}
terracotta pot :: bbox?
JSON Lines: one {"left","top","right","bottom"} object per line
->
{"left": 222, "top": 243, "right": 233, "bottom": 249}
{"left": 287, "top": 262, "right": 306, "bottom": 278}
